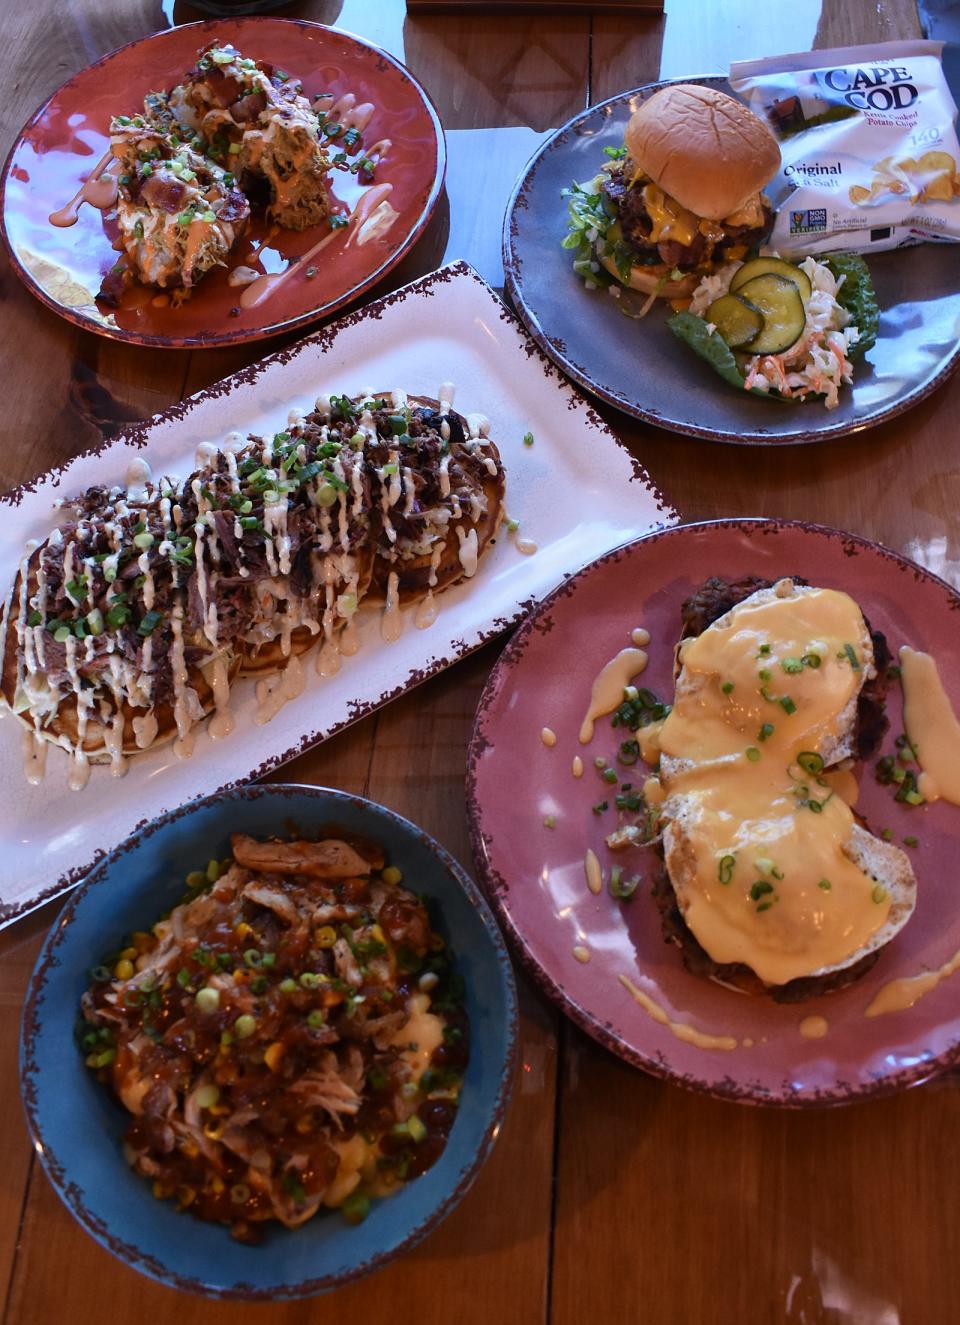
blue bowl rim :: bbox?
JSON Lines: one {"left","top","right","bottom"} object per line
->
{"left": 19, "top": 782, "right": 519, "bottom": 1300}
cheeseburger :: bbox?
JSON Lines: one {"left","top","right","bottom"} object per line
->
{"left": 598, "top": 84, "right": 782, "bottom": 298}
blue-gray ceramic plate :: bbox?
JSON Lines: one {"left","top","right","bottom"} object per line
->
{"left": 503, "top": 76, "right": 960, "bottom": 446}
{"left": 20, "top": 785, "right": 517, "bottom": 1300}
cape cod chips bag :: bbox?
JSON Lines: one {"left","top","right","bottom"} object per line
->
{"left": 730, "top": 41, "right": 960, "bottom": 254}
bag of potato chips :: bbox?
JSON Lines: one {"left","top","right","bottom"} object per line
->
{"left": 730, "top": 41, "right": 960, "bottom": 255}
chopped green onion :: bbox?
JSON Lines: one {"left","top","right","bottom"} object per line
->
{"left": 802, "top": 653, "right": 821, "bottom": 669}
{"left": 195, "top": 987, "right": 220, "bottom": 1013}
{"left": 872, "top": 885, "right": 888, "bottom": 904}
{"left": 797, "top": 752, "right": 824, "bottom": 775}
{"left": 137, "top": 610, "right": 163, "bottom": 637}
{"left": 781, "top": 657, "right": 803, "bottom": 674}
{"left": 818, "top": 879, "right": 832, "bottom": 891}
{"left": 234, "top": 1014, "right": 256, "bottom": 1039}
{"left": 717, "top": 854, "right": 736, "bottom": 884}
{"left": 758, "top": 723, "right": 775, "bottom": 742}
{"left": 523, "top": 431, "right": 534, "bottom": 447}
{"left": 844, "top": 643, "right": 861, "bottom": 670}
{"left": 745, "top": 746, "right": 760, "bottom": 762}
{"left": 721, "top": 681, "right": 734, "bottom": 695}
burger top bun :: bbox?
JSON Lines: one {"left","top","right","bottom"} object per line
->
{"left": 625, "top": 84, "right": 781, "bottom": 221}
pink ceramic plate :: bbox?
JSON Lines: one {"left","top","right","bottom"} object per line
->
{"left": 0, "top": 18, "right": 444, "bottom": 347}
{"left": 467, "top": 519, "right": 960, "bottom": 1106}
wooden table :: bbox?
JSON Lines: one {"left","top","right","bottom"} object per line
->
{"left": 2, "top": 1, "right": 958, "bottom": 1321}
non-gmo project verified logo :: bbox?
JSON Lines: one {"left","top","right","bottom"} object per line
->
{"left": 789, "top": 208, "right": 827, "bottom": 234}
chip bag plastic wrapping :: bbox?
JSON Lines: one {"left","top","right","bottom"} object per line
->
{"left": 730, "top": 40, "right": 960, "bottom": 254}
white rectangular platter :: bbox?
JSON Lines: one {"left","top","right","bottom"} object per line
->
{"left": 0, "top": 260, "right": 675, "bottom": 925}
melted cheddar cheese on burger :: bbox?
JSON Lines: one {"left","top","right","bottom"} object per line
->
{"left": 656, "top": 579, "right": 916, "bottom": 991}
{"left": 599, "top": 84, "right": 781, "bottom": 299}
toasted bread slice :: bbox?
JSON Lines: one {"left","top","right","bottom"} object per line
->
{"left": 657, "top": 575, "right": 915, "bottom": 997}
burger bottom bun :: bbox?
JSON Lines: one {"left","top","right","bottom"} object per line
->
{"left": 598, "top": 250, "right": 698, "bottom": 297}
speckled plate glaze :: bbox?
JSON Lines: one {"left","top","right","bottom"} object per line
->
{"left": 503, "top": 77, "right": 960, "bottom": 445}
{"left": 20, "top": 783, "right": 518, "bottom": 1299}
{"left": 467, "top": 519, "right": 960, "bottom": 1105}
{"left": 0, "top": 18, "right": 444, "bottom": 347}
{"left": 0, "top": 261, "right": 672, "bottom": 928}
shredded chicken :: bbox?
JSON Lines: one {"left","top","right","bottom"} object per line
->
{"left": 231, "top": 834, "right": 381, "bottom": 879}
{"left": 80, "top": 831, "right": 469, "bottom": 1241}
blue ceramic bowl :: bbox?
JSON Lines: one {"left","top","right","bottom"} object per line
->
{"left": 20, "top": 785, "right": 518, "bottom": 1299}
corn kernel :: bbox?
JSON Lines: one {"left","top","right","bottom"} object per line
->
{"left": 209, "top": 1175, "right": 225, "bottom": 1195}
{"left": 316, "top": 925, "right": 337, "bottom": 949}
{"left": 381, "top": 866, "right": 403, "bottom": 886}
{"left": 295, "top": 1114, "right": 314, "bottom": 1135}
{"left": 120, "top": 946, "right": 137, "bottom": 961}
{"left": 176, "top": 1185, "right": 197, "bottom": 1208}
{"left": 132, "top": 931, "right": 153, "bottom": 953}
{"left": 113, "top": 958, "right": 135, "bottom": 980}
{"left": 181, "top": 1141, "right": 199, "bottom": 1159}
{"left": 235, "top": 922, "right": 253, "bottom": 939}
{"left": 371, "top": 924, "right": 386, "bottom": 946}
{"left": 152, "top": 1181, "right": 174, "bottom": 1200}
{"left": 264, "top": 1041, "right": 285, "bottom": 1072}
{"left": 203, "top": 1120, "right": 224, "bottom": 1140}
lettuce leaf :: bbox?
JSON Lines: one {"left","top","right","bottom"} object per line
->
{"left": 667, "top": 311, "right": 749, "bottom": 390}
{"left": 821, "top": 253, "right": 879, "bottom": 359}
{"left": 560, "top": 176, "right": 616, "bottom": 287}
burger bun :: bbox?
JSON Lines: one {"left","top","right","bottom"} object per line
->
{"left": 625, "top": 83, "right": 781, "bottom": 221}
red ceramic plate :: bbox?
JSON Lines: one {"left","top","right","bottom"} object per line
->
{"left": 0, "top": 18, "right": 444, "bottom": 347}
{"left": 467, "top": 520, "right": 960, "bottom": 1106}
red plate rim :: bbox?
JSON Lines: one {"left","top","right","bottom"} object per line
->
{"left": 0, "top": 17, "right": 447, "bottom": 349}
{"left": 465, "top": 517, "right": 960, "bottom": 1108}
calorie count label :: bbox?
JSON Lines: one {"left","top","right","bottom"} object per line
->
{"left": 731, "top": 39, "right": 960, "bottom": 257}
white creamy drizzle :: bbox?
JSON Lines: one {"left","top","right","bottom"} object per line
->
{"left": 428, "top": 543, "right": 444, "bottom": 589}
{"left": 414, "top": 592, "right": 437, "bottom": 630}
{"left": 207, "top": 655, "right": 234, "bottom": 740}
{"left": 382, "top": 571, "right": 402, "bottom": 642}
{"left": 125, "top": 457, "right": 152, "bottom": 503}
{"left": 340, "top": 617, "right": 360, "bottom": 657}
{"left": 438, "top": 453, "right": 452, "bottom": 498}
{"left": 465, "top": 412, "right": 490, "bottom": 440}
{"left": 169, "top": 602, "right": 195, "bottom": 759}
{"left": 132, "top": 712, "right": 159, "bottom": 750}
{"left": 317, "top": 639, "right": 342, "bottom": 677}
{"left": 255, "top": 652, "right": 305, "bottom": 724}
{"left": 456, "top": 526, "right": 479, "bottom": 578}
{"left": 402, "top": 466, "right": 416, "bottom": 518}
{"left": 21, "top": 728, "right": 47, "bottom": 785}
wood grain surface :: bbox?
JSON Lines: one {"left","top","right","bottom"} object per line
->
{"left": 3, "top": 2, "right": 958, "bottom": 1322}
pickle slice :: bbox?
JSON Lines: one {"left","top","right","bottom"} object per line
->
{"left": 738, "top": 274, "right": 806, "bottom": 355}
{"left": 730, "top": 257, "right": 812, "bottom": 304}
{"left": 704, "top": 293, "right": 764, "bottom": 349}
